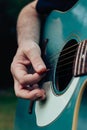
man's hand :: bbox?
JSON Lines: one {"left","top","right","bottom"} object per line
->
{"left": 10, "top": 41, "right": 47, "bottom": 100}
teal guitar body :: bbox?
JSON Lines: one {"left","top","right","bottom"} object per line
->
{"left": 14, "top": 0, "right": 87, "bottom": 130}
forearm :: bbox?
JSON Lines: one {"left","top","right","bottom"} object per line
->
{"left": 11, "top": 1, "right": 47, "bottom": 101}
{"left": 17, "top": 0, "right": 41, "bottom": 46}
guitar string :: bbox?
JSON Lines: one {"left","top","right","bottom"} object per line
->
{"left": 45, "top": 42, "right": 86, "bottom": 63}
{"left": 44, "top": 44, "right": 77, "bottom": 74}
{"left": 45, "top": 40, "right": 87, "bottom": 60}
{"left": 46, "top": 65, "right": 73, "bottom": 80}
{"left": 43, "top": 44, "right": 78, "bottom": 71}
{"left": 55, "top": 55, "right": 75, "bottom": 64}
{"left": 45, "top": 42, "right": 87, "bottom": 73}
{"left": 47, "top": 48, "right": 77, "bottom": 63}
{"left": 45, "top": 50, "right": 76, "bottom": 69}
{"left": 55, "top": 72, "right": 72, "bottom": 78}
{"left": 45, "top": 42, "right": 78, "bottom": 59}
{"left": 50, "top": 66, "right": 73, "bottom": 74}
{"left": 56, "top": 67, "right": 73, "bottom": 74}
{"left": 48, "top": 61, "right": 74, "bottom": 72}
{"left": 46, "top": 54, "right": 86, "bottom": 75}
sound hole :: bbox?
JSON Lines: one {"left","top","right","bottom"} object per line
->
{"left": 55, "top": 39, "right": 78, "bottom": 92}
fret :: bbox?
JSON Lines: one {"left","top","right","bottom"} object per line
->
{"left": 74, "top": 40, "right": 87, "bottom": 76}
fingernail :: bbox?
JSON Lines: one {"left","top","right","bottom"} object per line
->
{"left": 38, "top": 65, "right": 44, "bottom": 70}
{"left": 36, "top": 93, "right": 41, "bottom": 98}
{"left": 37, "top": 65, "right": 46, "bottom": 74}
{"left": 35, "top": 94, "right": 46, "bottom": 100}
{"left": 42, "top": 94, "right": 46, "bottom": 100}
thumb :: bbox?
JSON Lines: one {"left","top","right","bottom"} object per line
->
{"left": 26, "top": 43, "right": 47, "bottom": 74}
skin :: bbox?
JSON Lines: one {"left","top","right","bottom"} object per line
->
{"left": 10, "top": 0, "right": 47, "bottom": 101}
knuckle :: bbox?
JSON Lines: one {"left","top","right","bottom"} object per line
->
{"left": 19, "top": 77, "right": 25, "bottom": 85}
{"left": 25, "top": 43, "right": 41, "bottom": 55}
{"left": 15, "top": 91, "right": 20, "bottom": 97}
{"left": 35, "top": 88, "right": 42, "bottom": 94}
{"left": 10, "top": 62, "right": 14, "bottom": 74}
{"left": 15, "top": 92, "right": 20, "bottom": 98}
{"left": 25, "top": 44, "right": 36, "bottom": 53}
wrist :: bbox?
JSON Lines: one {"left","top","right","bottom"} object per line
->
{"left": 18, "top": 39, "right": 39, "bottom": 47}
{"left": 18, "top": 39, "right": 41, "bottom": 55}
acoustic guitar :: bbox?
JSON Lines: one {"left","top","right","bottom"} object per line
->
{"left": 14, "top": 0, "right": 87, "bottom": 130}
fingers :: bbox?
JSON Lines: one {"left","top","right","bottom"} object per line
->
{"left": 12, "top": 64, "right": 45, "bottom": 85}
{"left": 11, "top": 42, "right": 47, "bottom": 100}
{"left": 11, "top": 43, "right": 47, "bottom": 85}
{"left": 20, "top": 73, "right": 45, "bottom": 85}
{"left": 14, "top": 79, "right": 46, "bottom": 100}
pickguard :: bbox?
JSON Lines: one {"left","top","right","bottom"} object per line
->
{"left": 35, "top": 78, "right": 79, "bottom": 126}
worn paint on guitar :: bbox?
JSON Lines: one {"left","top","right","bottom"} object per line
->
{"left": 14, "top": 0, "right": 87, "bottom": 130}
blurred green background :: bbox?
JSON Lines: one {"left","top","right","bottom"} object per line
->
{"left": 0, "top": 0, "right": 33, "bottom": 130}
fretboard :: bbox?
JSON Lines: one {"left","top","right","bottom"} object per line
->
{"left": 74, "top": 40, "right": 87, "bottom": 76}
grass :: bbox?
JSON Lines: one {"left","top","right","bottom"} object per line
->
{"left": 0, "top": 89, "right": 17, "bottom": 130}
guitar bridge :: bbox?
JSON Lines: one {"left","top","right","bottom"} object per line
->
{"left": 74, "top": 40, "right": 87, "bottom": 76}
